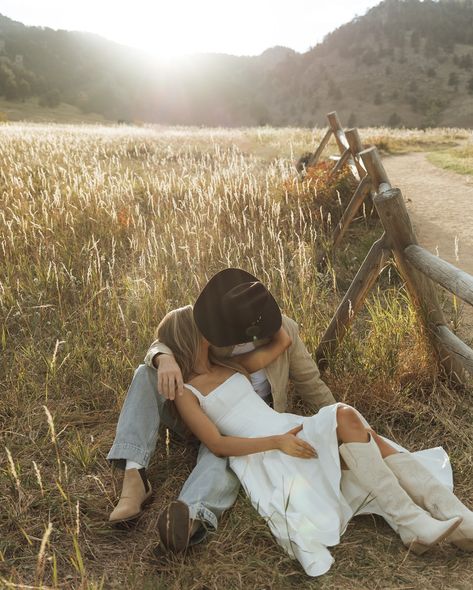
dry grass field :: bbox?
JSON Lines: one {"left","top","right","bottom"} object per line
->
{"left": 1, "top": 123, "right": 473, "bottom": 590}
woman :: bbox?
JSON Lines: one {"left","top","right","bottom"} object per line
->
{"left": 157, "top": 305, "right": 472, "bottom": 577}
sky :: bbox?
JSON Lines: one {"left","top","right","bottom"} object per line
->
{"left": 0, "top": 0, "right": 382, "bottom": 59}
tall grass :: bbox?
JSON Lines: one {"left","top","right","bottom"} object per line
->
{"left": 1, "top": 123, "right": 472, "bottom": 589}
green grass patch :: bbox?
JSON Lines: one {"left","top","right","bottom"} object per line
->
{"left": 0, "top": 97, "right": 110, "bottom": 124}
{"left": 427, "top": 144, "right": 473, "bottom": 175}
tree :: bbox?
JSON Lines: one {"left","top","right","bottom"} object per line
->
{"left": 17, "top": 79, "right": 30, "bottom": 101}
{"left": 410, "top": 31, "right": 421, "bottom": 53}
{"left": 458, "top": 54, "right": 473, "bottom": 70}
{"left": 374, "top": 91, "right": 383, "bottom": 105}
{"left": 468, "top": 76, "right": 473, "bottom": 95}
{"left": 347, "top": 112, "right": 357, "bottom": 127}
{"left": 39, "top": 88, "right": 61, "bottom": 108}
{"left": 362, "top": 51, "right": 379, "bottom": 66}
{"left": 388, "top": 112, "right": 402, "bottom": 127}
{"left": 328, "top": 80, "right": 342, "bottom": 100}
{"left": 424, "top": 36, "right": 439, "bottom": 59}
{"left": 448, "top": 71, "right": 459, "bottom": 89}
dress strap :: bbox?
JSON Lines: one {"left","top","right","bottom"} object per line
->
{"left": 184, "top": 382, "right": 205, "bottom": 403}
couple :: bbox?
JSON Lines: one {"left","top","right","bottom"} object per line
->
{"left": 107, "top": 268, "right": 473, "bottom": 577}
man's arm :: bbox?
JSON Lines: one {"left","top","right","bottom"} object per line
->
{"left": 234, "top": 327, "right": 292, "bottom": 373}
{"left": 144, "top": 338, "right": 174, "bottom": 368}
{"left": 144, "top": 338, "right": 184, "bottom": 399}
{"left": 283, "top": 317, "right": 336, "bottom": 411}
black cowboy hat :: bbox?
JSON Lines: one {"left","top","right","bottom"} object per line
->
{"left": 193, "top": 268, "right": 282, "bottom": 347}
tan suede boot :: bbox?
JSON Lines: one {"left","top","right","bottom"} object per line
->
{"left": 109, "top": 468, "right": 152, "bottom": 524}
{"left": 386, "top": 453, "right": 473, "bottom": 551}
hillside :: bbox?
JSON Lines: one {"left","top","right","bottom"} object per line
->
{"left": 0, "top": 0, "right": 473, "bottom": 126}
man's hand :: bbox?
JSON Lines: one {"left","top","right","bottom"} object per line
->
{"left": 155, "top": 354, "right": 184, "bottom": 400}
{"left": 276, "top": 425, "right": 317, "bottom": 459}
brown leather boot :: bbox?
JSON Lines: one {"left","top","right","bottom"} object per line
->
{"left": 109, "top": 468, "right": 152, "bottom": 524}
{"left": 157, "top": 500, "right": 192, "bottom": 551}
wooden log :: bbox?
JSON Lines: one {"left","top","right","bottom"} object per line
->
{"left": 434, "top": 325, "right": 473, "bottom": 379}
{"left": 307, "top": 128, "right": 332, "bottom": 169}
{"left": 373, "top": 187, "right": 467, "bottom": 380}
{"left": 327, "top": 111, "right": 349, "bottom": 152}
{"left": 325, "top": 114, "right": 359, "bottom": 180}
{"left": 329, "top": 147, "right": 351, "bottom": 177}
{"left": 345, "top": 128, "right": 367, "bottom": 178}
{"left": 332, "top": 175, "right": 372, "bottom": 249}
{"left": 316, "top": 233, "right": 389, "bottom": 369}
{"left": 404, "top": 245, "right": 473, "bottom": 307}
{"left": 359, "top": 146, "right": 391, "bottom": 193}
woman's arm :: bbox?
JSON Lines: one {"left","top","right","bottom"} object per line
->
{"left": 174, "top": 388, "right": 315, "bottom": 458}
{"left": 235, "top": 327, "right": 292, "bottom": 373}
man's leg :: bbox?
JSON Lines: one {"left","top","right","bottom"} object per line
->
{"left": 108, "top": 364, "right": 190, "bottom": 467}
{"left": 107, "top": 364, "right": 190, "bottom": 523}
{"left": 107, "top": 364, "right": 162, "bottom": 468}
{"left": 158, "top": 444, "right": 240, "bottom": 550}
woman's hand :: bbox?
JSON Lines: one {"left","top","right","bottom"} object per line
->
{"left": 276, "top": 425, "right": 317, "bottom": 458}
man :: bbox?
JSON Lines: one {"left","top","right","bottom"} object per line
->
{"left": 107, "top": 268, "right": 336, "bottom": 550}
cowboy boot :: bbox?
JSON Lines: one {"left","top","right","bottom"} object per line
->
{"left": 109, "top": 468, "right": 152, "bottom": 523}
{"left": 157, "top": 500, "right": 194, "bottom": 552}
{"left": 339, "top": 436, "right": 462, "bottom": 555}
{"left": 385, "top": 453, "right": 473, "bottom": 551}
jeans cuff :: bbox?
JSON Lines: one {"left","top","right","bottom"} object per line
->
{"left": 187, "top": 502, "right": 218, "bottom": 545}
{"left": 106, "top": 442, "right": 150, "bottom": 469}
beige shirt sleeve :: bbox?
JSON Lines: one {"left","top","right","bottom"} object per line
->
{"left": 284, "top": 316, "right": 336, "bottom": 411}
{"left": 144, "top": 338, "right": 174, "bottom": 368}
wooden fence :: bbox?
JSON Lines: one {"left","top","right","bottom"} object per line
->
{"left": 301, "top": 111, "right": 364, "bottom": 180}
{"left": 302, "top": 114, "right": 375, "bottom": 264}
{"left": 308, "top": 113, "right": 473, "bottom": 383}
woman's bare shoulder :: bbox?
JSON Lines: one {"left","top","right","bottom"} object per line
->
{"left": 188, "top": 367, "right": 236, "bottom": 396}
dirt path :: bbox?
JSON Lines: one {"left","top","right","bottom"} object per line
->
{"left": 383, "top": 152, "right": 473, "bottom": 339}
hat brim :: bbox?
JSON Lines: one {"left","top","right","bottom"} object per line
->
{"left": 193, "top": 268, "right": 282, "bottom": 347}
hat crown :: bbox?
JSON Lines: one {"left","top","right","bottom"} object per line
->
{"left": 222, "top": 282, "right": 269, "bottom": 324}
{"left": 193, "top": 268, "right": 282, "bottom": 347}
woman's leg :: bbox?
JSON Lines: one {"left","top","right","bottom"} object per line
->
{"left": 386, "top": 453, "right": 473, "bottom": 551}
{"left": 336, "top": 405, "right": 398, "bottom": 460}
{"left": 336, "top": 405, "right": 461, "bottom": 553}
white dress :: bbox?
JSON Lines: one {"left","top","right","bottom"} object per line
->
{"left": 185, "top": 372, "right": 453, "bottom": 577}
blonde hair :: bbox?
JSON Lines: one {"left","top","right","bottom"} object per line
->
{"left": 156, "top": 305, "right": 247, "bottom": 382}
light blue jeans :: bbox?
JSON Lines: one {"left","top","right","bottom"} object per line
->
{"left": 107, "top": 365, "right": 240, "bottom": 543}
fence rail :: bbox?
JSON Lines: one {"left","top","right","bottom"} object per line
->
{"left": 309, "top": 112, "right": 473, "bottom": 383}
{"left": 404, "top": 245, "right": 473, "bottom": 307}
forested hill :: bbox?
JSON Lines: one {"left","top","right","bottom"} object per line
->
{"left": 1, "top": 0, "right": 473, "bottom": 127}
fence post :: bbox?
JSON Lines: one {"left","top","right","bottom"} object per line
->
{"left": 316, "top": 233, "right": 390, "bottom": 368}
{"left": 372, "top": 186, "right": 467, "bottom": 381}
{"left": 345, "top": 128, "right": 367, "bottom": 178}
{"left": 326, "top": 111, "right": 349, "bottom": 152}
{"left": 329, "top": 147, "right": 352, "bottom": 177}
{"left": 332, "top": 175, "right": 372, "bottom": 250}
{"left": 359, "top": 146, "right": 391, "bottom": 193}
{"left": 307, "top": 128, "right": 333, "bottom": 169}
